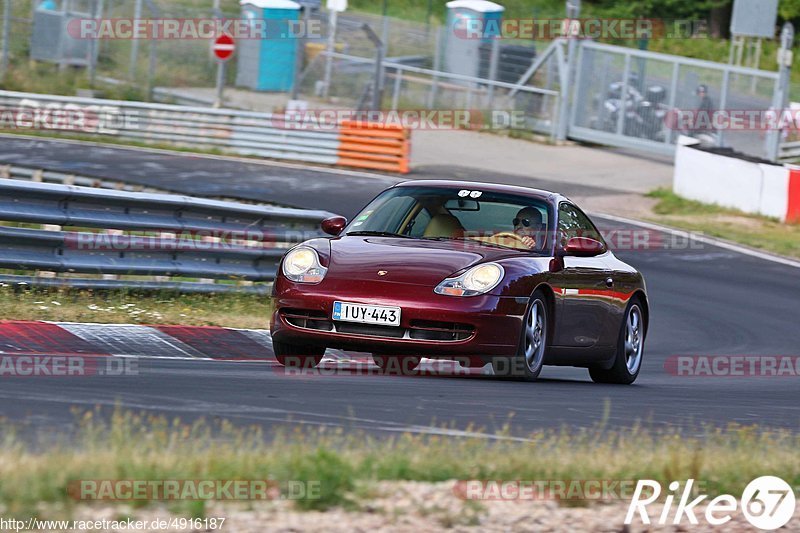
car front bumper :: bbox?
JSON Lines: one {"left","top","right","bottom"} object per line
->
{"left": 271, "top": 278, "right": 528, "bottom": 357}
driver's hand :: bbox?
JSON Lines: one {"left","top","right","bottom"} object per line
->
{"left": 520, "top": 236, "right": 537, "bottom": 249}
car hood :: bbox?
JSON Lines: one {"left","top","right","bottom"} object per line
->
{"left": 325, "top": 236, "right": 520, "bottom": 286}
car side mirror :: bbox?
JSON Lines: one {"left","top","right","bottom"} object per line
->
{"left": 563, "top": 237, "right": 607, "bottom": 257}
{"left": 321, "top": 216, "right": 347, "bottom": 236}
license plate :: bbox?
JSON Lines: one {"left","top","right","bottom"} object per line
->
{"left": 332, "top": 301, "right": 401, "bottom": 326}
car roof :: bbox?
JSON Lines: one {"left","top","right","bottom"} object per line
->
{"left": 393, "top": 180, "right": 568, "bottom": 205}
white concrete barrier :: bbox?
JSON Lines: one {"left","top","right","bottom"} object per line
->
{"left": 673, "top": 136, "right": 800, "bottom": 223}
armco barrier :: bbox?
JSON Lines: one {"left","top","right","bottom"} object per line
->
{"left": 674, "top": 136, "right": 800, "bottom": 223}
{"left": 0, "top": 90, "right": 410, "bottom": 173}
{"left": 0, "top": 177, "right": 336, "bottom": 293}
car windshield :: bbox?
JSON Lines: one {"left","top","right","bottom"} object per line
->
{"left": 344, "top": 186, "right": 553, "bottom": 253}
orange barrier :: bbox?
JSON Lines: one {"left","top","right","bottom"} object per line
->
{"left": 337, "top": 120, "right": 410, "bottom": 174}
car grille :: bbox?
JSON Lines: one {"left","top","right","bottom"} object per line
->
{"left": 280, "top": 309, "right": 474, "bottom": 342}
{"left": 280, "top": 309, "right": 334, "bottom": 332}
{"left": 408, "top": 320, "right": 474, "bottom": 341}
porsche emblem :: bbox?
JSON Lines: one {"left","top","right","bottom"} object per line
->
{"left": 377, "top": 270, "right": 388, "bottom": 276}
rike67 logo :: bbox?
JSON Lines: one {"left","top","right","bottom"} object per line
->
{"left": 626, "top": 476, "right": 796, "bottom": 530}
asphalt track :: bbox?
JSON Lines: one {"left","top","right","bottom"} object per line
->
{"left": 1, "top": 136, "right": 799, "bottom": 438}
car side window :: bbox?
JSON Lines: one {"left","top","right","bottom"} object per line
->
{"left": 557, "top": 203, "right": 605, "bottom": 248}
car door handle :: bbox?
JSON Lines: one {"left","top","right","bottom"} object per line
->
{"left": 605, "top": 277, "right": 614, "bottom": 288}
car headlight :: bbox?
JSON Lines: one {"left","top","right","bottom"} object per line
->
{"left": 434, "top": 263, "right": 504, "bottom": 297}
{"left": 282, "top": 247, "right": 327, "bottom": 283}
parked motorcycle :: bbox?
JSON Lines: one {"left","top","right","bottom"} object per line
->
{"left": 591, "top": 81, "right": 670, "bottom": 143}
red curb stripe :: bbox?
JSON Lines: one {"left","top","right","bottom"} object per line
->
{"left": 153, "top": 326, "right": 272, "bottom": 360}
{"left": 787, "top": 168, "right": 800, "bottom": 223}
{"left": 0, "top": 321, "right": 111, "bottom": 356}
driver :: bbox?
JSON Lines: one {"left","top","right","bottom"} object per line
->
{"left": 513, "top": 207, "right": 545, "bottom": 249}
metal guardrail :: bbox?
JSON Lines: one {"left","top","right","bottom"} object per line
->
{"left": 779, "top": 141, "right": 800, "bottom": 161}
{"left": 0, "top": 176, "right": 335, "bottom": 293}
{"left": 0, "top": 90, "right": 410, "bottom": 172}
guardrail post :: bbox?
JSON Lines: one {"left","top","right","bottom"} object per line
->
{"left": 32, "top": 169, "right": 44, "bottom": 183}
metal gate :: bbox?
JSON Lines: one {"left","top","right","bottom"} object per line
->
{"left": 567, "top": 39, "right": 789, "bottom": 161}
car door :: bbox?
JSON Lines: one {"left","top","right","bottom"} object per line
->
{"left": 551, "top": 202, "right": 614, "bottom": 348}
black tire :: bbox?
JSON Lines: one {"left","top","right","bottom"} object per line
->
{"left": 273, "top": 340, "right": 324, "bottom": 369}
{"left": 589, "top": 298, "right": 645, "bottom": 385}
{"left": 492, "top": 290, "right": 548, "bottom": 382}
{"left": 373, "top": 355, "right": 421, "bottom": 375}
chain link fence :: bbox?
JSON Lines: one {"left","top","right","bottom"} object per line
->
{"left": 1, "top": 0, "right": 240, "bottom": 96}
{"left": 0, "top": 2, "right": 792, "bottom": 159}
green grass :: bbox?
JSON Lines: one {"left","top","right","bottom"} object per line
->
{"left": 0, "top": 285, "right": 271, "bottom": 329}
{"left": 0, "top": 408, "right": 797, "bottom": 518}
{"left": 647, "top": 188, "right": 733, "bottom": 216}
{"left": 646, "top": 188, "right": 800, "bottom": 258}
{"left": 0, "top": 62, "right": 150, "bottom": 102}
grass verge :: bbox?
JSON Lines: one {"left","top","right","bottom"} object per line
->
{"left": 0, "top": 285, "right": 271, "bottom": 329}
{"left": 646, "top": 188, "right": 800, "bottom": 259}
{"left": 0, "top": 408, "right": 797, "bottom": 518}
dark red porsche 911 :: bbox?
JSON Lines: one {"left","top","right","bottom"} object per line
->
{"left": 271, "top": 180, "right": 648, "bottom": 384}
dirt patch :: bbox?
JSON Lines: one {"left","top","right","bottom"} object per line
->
{"left": 46, "top": 481, "right": 799, "bottom": 532}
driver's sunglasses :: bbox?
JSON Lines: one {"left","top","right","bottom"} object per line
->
{"left": 513, "top": 218, "right": 532, "bottom": 227}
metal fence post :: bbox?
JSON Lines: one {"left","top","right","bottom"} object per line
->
{"left": 427, "top": 27, "right": 441, "bottom": 108}
{"left": 768, "top": 23, "right": 794, "bottom": 161}
{"left": 361, "top": 23, "right": 384, "bottom": 110}
{"left": 555, "top": 0, "right": 580, "bottom": 142}
{"left": 391, "top": 68, "right": 402, "bottom": 110}
{"left": 129, "top": 0, "right": 143, "bottom": 80}
{"left": 380, "top": 10, "right": 389, "bottom": 54}
{"left": 616, "top": 53, "right": 631, "bottom": 136}
{"left": 322, "top": 8, "right": 338, "bottom": 99}
{"left": 486, "top": 37, "right": 500, "bottom": 108}
{"left": 767, "top": 23, "right": 794, "bottom": 162}
{"left": 291, "top": 6, "right": 310, "bottom": 100}
{"left": 0, "top": 0, "right": 10, "bottom": 80}
{"left": 147, "top": 40, "right": 157, "bottom": 101}
{"left": 717, "top": 69, "right": 730, "bottom": 148}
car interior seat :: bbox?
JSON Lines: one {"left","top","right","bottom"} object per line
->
{"left": 423, "top": 213, "right": 465, "bottom": 238}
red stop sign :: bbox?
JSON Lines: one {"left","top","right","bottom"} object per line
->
{"left": 213, "top": 34, "right": 235, "bottom": 61}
